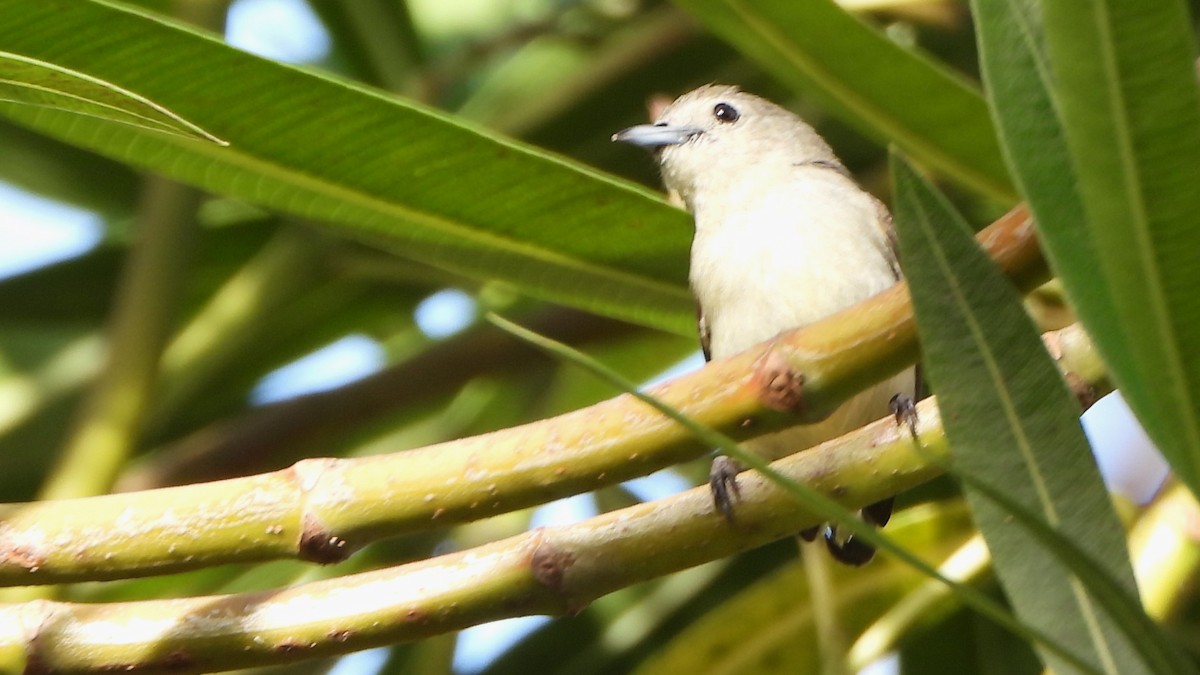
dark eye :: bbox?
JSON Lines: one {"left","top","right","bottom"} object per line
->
{"left": 713, "top": 102, "right": 740, "bottom": 123}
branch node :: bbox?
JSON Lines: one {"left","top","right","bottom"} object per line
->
{"left": 752, "top": 347, "right": 805, "bottom": 412}
{"left": 298, "top": 512, "right": 353, "bottom": 564}
{"left": 529, "top": 530, "right": 582, "bottom": 612}
{"left": 290, "top": 458, "right": 356, "bottom": 563}
{"left": 290, "top": 457, "right": 337, "bottom": 492}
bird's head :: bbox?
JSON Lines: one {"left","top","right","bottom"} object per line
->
{"left": 612, "top": 85, "right": 839, "bottom": 207}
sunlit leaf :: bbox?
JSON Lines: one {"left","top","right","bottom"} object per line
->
{"left": 0, "top": 0, "right": 695, "bottom": 335}
{"left": 0, "top": 50, "right": 226, "bottom": 144}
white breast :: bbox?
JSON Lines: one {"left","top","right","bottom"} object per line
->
{"left": 689, "top": 167, "right": 896, "bottom": 359}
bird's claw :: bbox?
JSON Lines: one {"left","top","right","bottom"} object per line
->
{"left": 889, "top": 393, "right": 919, "bottom": 440}
{"left": 709, "top": 456, "right": 743, "bottom": 522}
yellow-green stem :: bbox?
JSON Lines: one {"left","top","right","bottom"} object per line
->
{"left": 39, "top": 177, "right": 196, "bottom": 501}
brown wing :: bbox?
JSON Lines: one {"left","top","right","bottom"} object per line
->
{"left": 873, "top": 195, "right": 923, "bottom": 399}
{"left": 872, "top": 195, "right": 902, "bottom": 281}
{"left": 697, "top": 303, "right": 712, "bottom": 362}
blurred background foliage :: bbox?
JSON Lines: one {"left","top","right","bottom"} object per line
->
{"left": 2, "top": 0, "right": 1199, "bottom": 673}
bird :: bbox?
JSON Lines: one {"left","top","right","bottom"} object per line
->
{"left": 613, "top": 84, "right": 914, "bottom": 565}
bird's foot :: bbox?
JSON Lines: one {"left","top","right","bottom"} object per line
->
{"left": 805, "top": 395, "right": 911, "bottom": 565}
{"left": 709, "top": 456, "right": 743, "bottom": 523}
{"left": 890, "top": 393, "right": 919, "bottom": 440}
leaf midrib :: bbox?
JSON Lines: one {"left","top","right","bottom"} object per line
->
{"left": 907, "top": 195, "right": 1120, "bottom": 675}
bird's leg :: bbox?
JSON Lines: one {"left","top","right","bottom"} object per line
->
{"left": 712, "top": 454, "right": 826, "bottom": 543}
{"left": 713, "top": 392, "right": 913, "bottom": 562}
{"left": 825, "top": 392, "right": 914, "bottom": 563}
{"left": 709, "top": 455, "right": 743, "bottom": 522}
{"left": 889, "top": 392, "right": 919, "bottom": 440}
{"left": 821, "top": 393, "right": 914, "bottom": 565}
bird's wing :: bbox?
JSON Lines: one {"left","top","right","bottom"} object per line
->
{"left": 869, "top": 194, "right": 921, "bottom": 397}
{"left": 697, "top": 303, "right": 712, "bottom": 362}
{"left": 872, "top": 195, "right": 902, "bottom": 281}
{"left": 797, "top": 158, "right": 901, "bottom": 281}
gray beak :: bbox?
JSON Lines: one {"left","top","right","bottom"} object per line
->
{"left": 611, "top": 123, "right": 703, "bottom": 148}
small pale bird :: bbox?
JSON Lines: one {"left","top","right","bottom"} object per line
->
{"left": 613, "top": 84, "right": 914, "bottom": 565}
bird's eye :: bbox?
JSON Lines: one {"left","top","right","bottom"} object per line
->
{"left": 713, "top": 102, "right": 740, "bottom": 123}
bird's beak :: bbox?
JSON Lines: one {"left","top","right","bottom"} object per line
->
{"left": 611, "top": 123, "right": 703, "bottom": 148}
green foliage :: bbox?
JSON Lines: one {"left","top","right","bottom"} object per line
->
{"left": 892, "top": 156, "right": 1187, "bottom": 675}
{"left": 975, "top": 0, "right": 1200, "bottom": 505}
{"left": 0, "top": 50, "right": 226, "bottom": 143}
{"left": 0, "top": 0, "right": 1197, "bottom": 672}
{"left": 0, "top": 0, "right": 694, "bottom": 335}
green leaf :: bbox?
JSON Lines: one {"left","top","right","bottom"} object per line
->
{"left": 948, "top": 461, "right": 1196, "bottom": 675}
{"left": 670, "top": 0, "right": 1014, "bottom": 200}
{"left": 891, "top": 155, "right": 1182, "bottom": 675}
{"left": 970, "top": 0, "right": 1129, "bottom": 444}
{"left": 1037, "top": 0, "right": 1200, "bottom": 499}
{"left": 0, "top": 50, "right": 225, "bottom": 144}
{"left": 973, "top": 0, "right": 1200, "bottom": 508}
{"left": 0, "top": 0, "right": 695, "bottom": 335}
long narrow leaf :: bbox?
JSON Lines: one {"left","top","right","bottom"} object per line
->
{"left": 970, "top": 0, "right": 1123, "bottom": 374}
{"left": 891, "top": 155, "right": 1175, "bottom": 675}
{"left": 1040, "top": 0, "right": 1200, "bottom": 493}
{"left": 952, "top": 466, "right": 1195, "bottom": 675}
{"left": 0, "top": 51, "right": 225, "bottom": 144}
{"left": 0, "top": 0, "right": 695, "bottom": 335}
